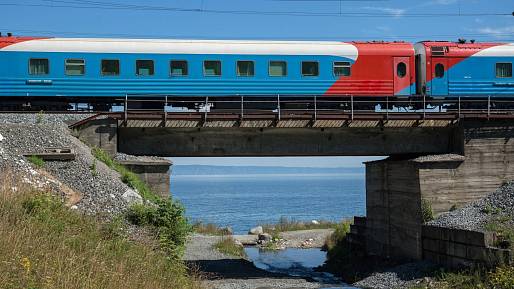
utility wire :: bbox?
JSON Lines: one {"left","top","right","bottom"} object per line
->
{"left": 0, "top": 0, "right": 510, "bottom": 17}
{"left": 2, "top": 28, "right": 513, "bottom": 41}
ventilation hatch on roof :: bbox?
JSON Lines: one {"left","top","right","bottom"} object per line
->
{"left": 431, "top": 46, "right": 447, "bottom": 56}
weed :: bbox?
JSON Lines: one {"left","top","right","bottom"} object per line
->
{"left": 0, "top": 181, "right": 202, "bottom": 289}
{"left": 193, "top": 221, "right": 232, "bottom": 235}
{"left": 213, "top": 236, "right": 245, "bottom": 258}
{"left": 261, "top": 216, "right": 340, "bottom": 234}
{"left": 35, "top": 110, "right": 44, "bottom": 124}
{"left": 90, "top": 159, "right": 98, "bottom": 177}
{"left": 26, "top": 155, "right": 45, "bottom": 168}
{"left": 421, "top": 199, "right": 434, "bottom": 223}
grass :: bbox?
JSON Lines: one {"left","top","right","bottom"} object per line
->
{"left": 261, "top": 216, "right": 341, "bottom": 235}
{"left": 213, "top": 236, "right": 246, "bottom": 258}
{"left": 324, "top": 219, "right": 352, "bottom": 251}
{"left": 27, "top": 155, "right": 45, "bottom": 168}
{"left": 409, "top": 266, "right": 514, "bottom": 289}
{"left": 422, "top": 198, "right": 434, "bottom": 223}
{"left": 193, "top": 221, "right": 232, "bottom": 236}
{"left": 0, "top": 173, "right": 202, "bottom": 289}
{"left": 484, "top": 216, "right": 514, "bottom": 249}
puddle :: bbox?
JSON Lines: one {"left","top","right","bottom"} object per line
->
{"left": 244, "top": 247, "right": 359, "bottom": 289}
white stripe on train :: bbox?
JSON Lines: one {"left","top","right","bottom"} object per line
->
{"left": 0, "top": 38, "right": 359, "bottom": 60}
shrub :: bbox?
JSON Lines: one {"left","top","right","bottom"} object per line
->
{"left": 126, "top": 199, "right": 192, "bottom": 260}
{"left": 421, "top": 199, "right": 434, "bottom": 223}
{"left": 213, "top": 236, "right": 245, "bottom": 258}
{"left": 27, "top": 155, "right": 45, "bottom": 168}
{"left": 489, "top": 266, "right": 514, "bottom": 289}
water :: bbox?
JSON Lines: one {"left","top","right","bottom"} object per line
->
{"left": 171, "top": 172, "right": 365, "bottom": 234}
{"left": 244, "top": 247, "right": 359, "bottom": 289}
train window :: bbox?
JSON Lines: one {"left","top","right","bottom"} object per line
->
{"left": 435, "top": 63, "right": 445, "bottom": 78}
{"left": 496, "top": 63, "right": 513, "bottom": 78}
{"left": 269, "top": 61, "right": 287, "bottom": 77}
{"left": 333, "top": 61, "right": 351, "bottom": 77}
{"left": 101, "top": 60, "right": 120, "bottom": 76}
{"left": 237, "top": 61, "right": 254, "bottom": 77}
{"left": 204, "top": 60, "right": 221, "bottom": 76}
{"left": 170, "top": 60, "right": 188, "bottom": 76}
{"left": 65, "top": 59, "right": 85, "bottom": 76}
{"left": 29, "top": 58, "right": 49, "bottom": 75}
{"left": 397, "top": 62, "right": 407, "bottom": 78}
{"left": 302, "top": 61, "right": 319, "bottom": 77}
{"left": 136, "top": 60, "right": 154, "bottom": 76}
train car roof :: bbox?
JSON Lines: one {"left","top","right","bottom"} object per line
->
{"left": 416, "top": 41, "right": 514, "bottom": 57}
{"left": 0, "top": 36, "right": 415, "bottom": 59}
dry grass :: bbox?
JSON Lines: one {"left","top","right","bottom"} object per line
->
{"left": 261, "top": 216, "right": 340, "bottom": 235}
{"left": 0, "top": 171, "right": 202, "bottom": 289}
{"left": 213, "top": 236, "right": 246, "bottom": 258}
{"left": 193, "top": 221, "right": 232, "bottom": 236}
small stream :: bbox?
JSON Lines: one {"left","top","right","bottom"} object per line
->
{"left": 244, "top": 247, "right": 359, "bottom": 289}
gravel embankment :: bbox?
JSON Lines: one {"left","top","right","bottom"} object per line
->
{"left": 427, "top": 181, "right": 514, "bottom": 231}
{"left": 353, "top": 261, "right": 437, "bottom": 289}
{"left": 0, "top": 114, "right": 141, "bottom": 216}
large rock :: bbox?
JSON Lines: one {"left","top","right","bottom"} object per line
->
{"left": 259, "top": 233, "right": 272, "bottom": 242}
{"left": 122, "top": 188, "right": 143, "bottom": 205}
{"left": 249, "top": 226, "right": 263, "bottom": 235}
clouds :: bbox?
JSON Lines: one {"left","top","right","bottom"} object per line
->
{"left": 362, "top": 6, "right": 406, "bottom": 17}
{"left": 477, "top": 26, "right": 514, "bottom": 39}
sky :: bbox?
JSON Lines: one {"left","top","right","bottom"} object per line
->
{"left": 1, "top": 0, "right": 511, "bottom": 167}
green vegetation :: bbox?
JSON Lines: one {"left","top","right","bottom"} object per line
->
{"left": 484, "top": 217, "right": 514, "bottom": 249}
{"left": 35, "top": 110, "right": 44, "bottom": 124}
{"left": 0, "top": 177, "right": 201, "bottom": 289}
{"left": 410, "top": 266, "right": 514, "bottom": 289}
{"left": 90, "top": 159, "right": 98, "bottom": 177}
{"left": 91, "top": 147, "right": 159, "bottom": 202}
{"left": 449, "top": 204, "right": 458, "bottom": 212}
{"left": 92, "top": 147, "right": 192, "bottom": 260}
{"left": 27, "top": 155, "right": 45, "bottom": 168}
{"left": 324, "top": 219, "right": 352, "bottom": 251}
{"left": 193, "top": 221, "right": 232, "bottom": 236}
{"left": 213, "top": 236, "right": 246, "bottom": 258}
{"left": 421, "top": 199, "right": 434, "bottom": 223}
{"left": 126, "top": 202, "right": 192, "bottom": 259}
{"left": 261, "top": 216, "right": 340, "bottom": 235}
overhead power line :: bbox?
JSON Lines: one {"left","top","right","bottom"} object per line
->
{"left": 0, "top": 0, "right": 511, "bottom": 18}
{"left": 2, "top": 28, "right": 513, "bottom": 41}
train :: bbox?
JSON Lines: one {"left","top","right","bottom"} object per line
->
{"left": 0, "top": 35, "right": 512, "bottom": 111}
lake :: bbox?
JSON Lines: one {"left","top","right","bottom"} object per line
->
{"left": 170, "top": 166, "right": 366, "bottom": 234}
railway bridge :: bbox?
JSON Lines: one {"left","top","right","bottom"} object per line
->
{"left": 71, "top": 105, "right": 514, "bottom": 264}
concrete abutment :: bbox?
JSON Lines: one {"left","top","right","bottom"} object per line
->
{"left": 361, "top": 120, "right": 514, "bottom": 263}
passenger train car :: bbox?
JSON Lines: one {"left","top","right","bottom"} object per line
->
{"left": 0, "top": 35, "right": 512, "bottom": 110}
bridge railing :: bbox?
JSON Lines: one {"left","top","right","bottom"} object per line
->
{"left": 116, "top": 94, "right": 514, "bottom": 124}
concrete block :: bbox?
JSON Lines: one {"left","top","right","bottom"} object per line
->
{"left": 466, "top": 230, "right": 486, "bottom": 246}
{"left": 422, "top": 225, "right": 441, "bottom": 240}
{"left": 450, "top": 229, "right": 468, "bottom": 244}
{"left": 423, "top": 250, "right": 440, "bottom": 263}
{"left": 423, "top": 238, "right": 439, "bottom": 252}
{"left": 448, "top": 256, "right": 473, "bottom": 269}
{"left": 450, "top": 242, "right": 468, "bottom": 259}
{"left": 466, "top": 245, "right": 487, "bottom": 261}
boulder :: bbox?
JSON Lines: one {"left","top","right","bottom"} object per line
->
{"left": 249, "top": 226, "right": 263, "bottom": 235}
{"left": 311, "top": 220, "right": 320, "bottom": 225}
{"left": 258, "top": 233, "right": 272, "bottom": 242}
{"left": 122, "top": 188, "right": 143, "bottom": 205}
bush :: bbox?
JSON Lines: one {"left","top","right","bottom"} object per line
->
{"left": 422, "top": 199, "right": 434, "bottom": 223}
{"left": 27, "top": 155, "right": 45, "bottom": 168}
{"left": 489, "top": 266, "right": 514, "bottom": 289}
{"left": 126, "top": 199, "right": 192, "bottom": 259}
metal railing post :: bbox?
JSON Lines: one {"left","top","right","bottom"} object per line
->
{"left": 314, "top": 95, "right": 317, "bottom": 121}
{"left": 240, "top": 95, "right": 244, "bottom": 119}
{"left": 458, "top": 96, "right": 461, "bottom": 119}
{"left": 204, "top": 96, "right": 209, "bottom": 121}
{"left": 487, "top": 95, "right": 491, "bottom": 119}
{"left": 124, "top": 94, "right": 128, "bottom": 126}
{"left": 351, "top": 95, "right": 354, "bottom": 121}
{"left": 386, "top": 95, "right": 389, "bottom": 120}
{"left": 164, "top": 95, "right": 168, "bottom": 126}
{"left": 423, "top": 94, "right": 426, "bottom": 119}
{"left": 277, "top": 94, "right": 281, "bottom": 121}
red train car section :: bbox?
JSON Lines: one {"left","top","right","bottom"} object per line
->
{"left": 325, "top": 41, "right": 416, "bottom": 97}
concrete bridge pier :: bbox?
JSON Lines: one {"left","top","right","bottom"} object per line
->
{"left": 361, "top": 120, "right": 514, "bottom": 261}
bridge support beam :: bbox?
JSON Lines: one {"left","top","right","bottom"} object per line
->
{"left": 118, "top": 159, "right": 172, "bottom": 199}
{"left": 363, "top": 120, "right": 514, "bottom": 261}
{"left": 73, "top": 118, "right": 118, "bottom": 156}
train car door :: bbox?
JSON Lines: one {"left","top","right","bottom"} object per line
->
{"left": 430, "top": 58, "right": 449, "bottom": 96}
{"left": 393, "top": 57, "right": 411, "bottom": 96}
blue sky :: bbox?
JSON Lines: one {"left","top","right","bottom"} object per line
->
{"left": 2, "top": 0, "right": 511, "bottom": 167}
